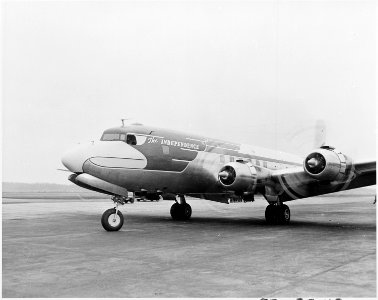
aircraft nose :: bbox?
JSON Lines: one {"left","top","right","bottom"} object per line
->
{"left": 61, "top": 144, "right": 89, "bottom": 173}
{"left": 61, "top": 141, "right": 148, "bottom": 173}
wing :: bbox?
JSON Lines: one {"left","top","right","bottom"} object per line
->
{"left": 268, "top": 160, "right": 376, "bottom": 202}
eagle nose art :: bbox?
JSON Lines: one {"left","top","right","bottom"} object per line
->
{"left": 61, "top": 141, "right": 148, "bottom": 173}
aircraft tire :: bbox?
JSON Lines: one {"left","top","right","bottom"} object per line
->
{"left": 181, "top": 203, "right": 192, "bottom": 220}
{"left": 265, "top": 204, "right": 277, "bottom": 224}
{"left": 170, "top": 203, "right": 192, "bottom": 220}
{"left": 170, "top": 203, "right": 182, "bottom": 220}
{"left": 278, "top": 204, "right": 290, "bottom": 224}
{"left": 101, "top": 208, "right": 124, "bottom": 231}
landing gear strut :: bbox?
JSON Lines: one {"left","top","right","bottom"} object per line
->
{"left": 170, "top": 195, "right": 192, "bottom": 221}
{"left": 101, "top": 195, "right": 125, "bottom": 231}
{"left": 265, "top": 203, "right": 290, "bottom": 225}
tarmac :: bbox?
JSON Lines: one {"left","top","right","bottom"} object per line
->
{"left": 2, "top": 192, "right": 376, "bottom": 297}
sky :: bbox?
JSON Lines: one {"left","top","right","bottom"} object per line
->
{"left": 2, "top": 0, "right": 376, "bottom": 184}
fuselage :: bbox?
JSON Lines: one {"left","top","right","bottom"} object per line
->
{"left": 62, "top": 123, "right": 303, "bottom": 200}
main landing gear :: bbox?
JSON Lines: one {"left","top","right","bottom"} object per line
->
{"left": 101, "top": 195, "right": 126, "bottom": 231}
{"left": 170, "top": 195, "right": 192, "bottom": 221}
{"left": 265, "top": 203, "right": 290, "bottom": 225}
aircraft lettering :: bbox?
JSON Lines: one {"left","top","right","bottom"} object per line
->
{"left": 147, "top": 137, "right": 158, "bottom": 144}
{"left": 161, "top": 139, "right": 200, "bottom": 150}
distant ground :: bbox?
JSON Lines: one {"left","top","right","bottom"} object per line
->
{"left": 321, "top": 186, "right": 376, "bottom": 197}
{"left": 2, "top": 182, "right": 376, "bottom": 201}
{"left": 2, "top": 182, "right": 106, "bottom": 200}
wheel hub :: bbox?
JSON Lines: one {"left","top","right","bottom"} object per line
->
{"left": 184, "top": 207, "right": 191, "bottom": 217}
{"left": 284, "top": 209, "right": 290, "bottom": 220}
{"left": 108, "top": 214, "right": 120, "bottom": 227}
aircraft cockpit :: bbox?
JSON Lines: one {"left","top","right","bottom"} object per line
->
{"left": 100, "top": 132, "right": 146, "bottom": 146}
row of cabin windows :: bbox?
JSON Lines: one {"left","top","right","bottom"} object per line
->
{"left": 101, "top": 134, "right": 289, "bottom": 169}
{"left": 220, "top": 155, "right": 283, "bottom": 169}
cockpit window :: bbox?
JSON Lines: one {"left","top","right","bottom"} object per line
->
{"left": 101, "top": 133, "right": 124, "bottom": 141}
{"left": 135, "top": 135, "right": 147, "bottom": 145}
{"left": 100, "top": 132, "right": 147, "bottom": 145}
{"left": 126, "top": 134, "right": 137, "bottom": 145}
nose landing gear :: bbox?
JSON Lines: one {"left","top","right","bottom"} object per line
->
{"left": 101, "top": 195, "right": 126, "bottom": 231}
{"left": 170, "top": 195, "right": 192, "bottom": 221}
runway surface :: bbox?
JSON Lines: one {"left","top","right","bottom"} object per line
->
{"left": 2, "top": 192, "right": 376, "bottom": 297}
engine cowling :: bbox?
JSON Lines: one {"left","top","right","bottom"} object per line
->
{"left": 69, "top": 173, "right": 129, "bottom": 197}
{"left": 303, "top": 146, "right": 352, "bottom": 181}
{"left": 218, "top": 162, "right": 257, "bottom": 193}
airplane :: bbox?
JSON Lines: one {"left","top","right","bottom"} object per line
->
{"left": 61, "top": 120, "right": 376, "bottom": 231}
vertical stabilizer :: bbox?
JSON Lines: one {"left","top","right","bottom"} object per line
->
{"left": 314, "top": 119, "right": 326, "bottom": 148}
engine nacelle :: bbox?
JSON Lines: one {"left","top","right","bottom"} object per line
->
{"left": 69, "top": 173, "right": 129, "bottom": 197}
{"left": 218, "top": 162, "right": 257, "bottom": 193}
{"left": 303, "top": 146, "right": 352, "bottom": 181}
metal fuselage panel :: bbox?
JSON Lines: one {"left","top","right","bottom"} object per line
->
{"left": 82, "top": 125, "right": 302, "bottom": 197}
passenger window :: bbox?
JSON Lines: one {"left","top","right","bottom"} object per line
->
{"left": 162, "top": 145, "right": 169, "bottom": 155}
{"left": 126, "top": 134, "right": 137, "bottom": 145}
{"left": 230, "top": 156, "right": 234, "bottom": 162}
{"left": 256, "top": 160, "right": 260, "bottom": 166}
{"left": 220, "top": 155, "right": 225, "bottom": 164}
{"left": 263, "top": 161, "right": 267, "bottom": 168}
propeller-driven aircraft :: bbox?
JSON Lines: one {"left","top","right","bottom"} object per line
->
{"left": 61, "top": 121, "right": 376, "bottom": 231}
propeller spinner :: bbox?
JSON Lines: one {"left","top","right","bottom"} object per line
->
{"left": 218, "top": 166, "right": 236, "bottom": 185}
{"left": 305, "top": 152, "right": 326, "bottom": 174}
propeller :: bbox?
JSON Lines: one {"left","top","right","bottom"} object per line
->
{"left": 219, "top": 171, "right": 229, "bottom": 179}
{"left": 305, "top": 153, "right": 326, "bottom": 174}
{"left": 218, "top": 166, "right": 236, "bottom": 185}
{"left": 307, "top": 158, "right": 319, "bottom": 168}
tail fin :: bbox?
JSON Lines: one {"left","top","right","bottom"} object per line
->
{"left": 314, "top": 119, "right": 326, "bottom": 148}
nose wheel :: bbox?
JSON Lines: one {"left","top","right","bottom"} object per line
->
{"left": 170, "top": 195, "right": 192, "bottom": 220}
{"left": 101, "top": 208, "right": 124, "bottom": 231}
{"left": 265, "top": 203, "right": 290, "bottom": 224}
{"left": 101, "top": 195, "right": 126, "bottom": 231}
